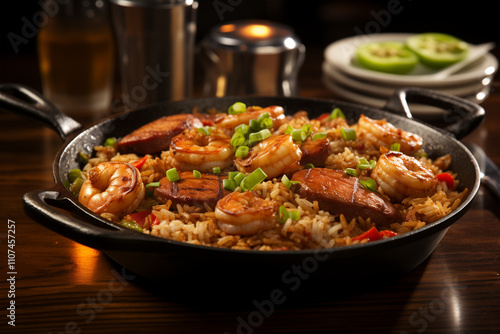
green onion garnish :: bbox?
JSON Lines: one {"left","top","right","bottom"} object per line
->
{"left": 233, "top": 172, "right": 246, "bottom": 185}
{"left": 257, "top": 112, "right": 270, "bottom": 123}
{"left": 235, "top": 124, "right": 250, "bottom": 136}
{"left": 78, "top": 152, "right": 89, "bottom": 164}
{"left": 278, "top": 205, "right": 300, "bottom": 223}
{"left": 357, "top": 157, "right": 376, "bottom": 170}
{"left": 360, "top": 178, "right": 377, "bottom": 191}
{"left": 146, "top": 181, "right": 161, "bottom": 188}
{"left": 285, "top": 126, "right": 293, "bottom": 135}
{"left": 193, "top": 170, "right": 201, "bottom": 178}
{"left": 213, "top": 167, "right": 221, "bottom": 174}
{"left": 119, "top": 220, "right": 143, "bottom": 232}
{"left": 302, "top": 124, "right": 312, "bottom": 137}
{"left": 249, "top": 129, "right": 272, "bottom": 145}
{"left": 230, "top": 131, "right": 246, "bottom": 148}
{"left": 197, "top": 126, "right": 212, "bottom": 135}
{"left": 104, "top": 137, "right": 117, "bottom": 147}
{"left": 305, "top": 163, "right": 314, "bottom": 169}
{"left": 68, "top": 169, "right": 82, "bottom": 183}
{"left": 228, "top": 171, "right": 240, "bottom": 181}
{"left": 166, "top": 168, "right": 179, "bottom": 182}
{"left": 240, "top": 167, "right": 267, "bottom": 191}
{"left": 346, "top": 168, "right": 357, "bottom": 177}
{"left": 341, "top": 128, "right": 356, "bottom": 141}
{"left": 390, "top": 143, "right": 401, "bottom": 151}
{"left": 330, "top": 108, "right": 345, "bottom": 120}
{"left": 249, "top": 119, "right": 260, "bottom": 131}
{"left": 228, "top": 102, "right": 246, "bottom": 115}
{"left": 281, "top": 174, "right": 300, "bottom": 189}
{"left": 312, "top": 132, "right": 327, "bottom": 140}
{"left": 223, "top": 178, "right": 237, "bottom": 191}
{"left": 235, "top": 145, "right": 249, "bottom": 158}
{"left": 291, "top": 129, "right": 308, "bottom": 142}
{"left": 260, "top": 117, "right": 273, "bottom": 130}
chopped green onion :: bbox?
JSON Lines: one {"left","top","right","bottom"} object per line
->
{"left": 233, "top": 172, "right": 246, "bottom": 185}
{"left": 119, "top": 220, "right": 143, "bottom": 232}
{"left": 291, "top": 129, "right": 308, "bottom": 142}
{"left": 223, "top": 178, "right": 237, "bottom": 191}
{"left": 360, "top": 178, "right": 377, "bottom": 191}
{"left": 78, "top": 152, "right": 89, "bottom": 164}
{"left": 228, "top": 171, "right": 240, "bottom": 181}
{"left": 260, "top": 117, "right": 273, "bottom": 130}
{"left": 346, "top": 168, "right": 357, "bottom": 177}
{"left": 230, "top": 131, "right": 246, "bottom": 148}
{"left": 330, "top": 108, "right": 345, "bottom": 120}
{"left": 213, "top": 167, "right": 221, "bottom": 174}
{"left": 146, "top": 181, "right": 161, "bottom": 188}
{"left": 257, "top": 112, "right": 270, "bottom": 123}
{"left": 305, "top": 163, "right": 314, "bottom": 169}
{"left": 197, "top": 126, "right": 212, "bottom": 135}
{"left": 312, "top": 132, "right": 327, "bottom": 140}
{"left": 69, "top": 177, "right": 84, "bottom": 196}
{"left": 278, "top": 205, "right": 300, "bottom": 223}
{"left": 104, "top": 137, "right": 117, "bottom": 147}
{"left": 302, "top": 124, "right": 312, "bottom": 137}
{"left": 68, "top": 169, "right": 82, "bottom": 183}
{"left": 281, "top": 174, "right": 300, "bottom": 189}
{"left": 235, "top": 145, "right": 249, "bottom": 158}
{"left": 249, "top": 119, "right": 260, "bottom": 131}
{"left": 341, "top": 128, "right": 356, "bottom": 141}
{"left": 166, "top": 168, "right": 179, "bottom": 182}
{"left": 193, "top": 170, "right": 201, "bottom": 178}
{"left": 249, "top": 129, "right": 272, "bottom": 145}
{"left": 228, "top": 102, "right": 246, "bottom": 115}
{"left": 390, "top": 143, "right": 401, "bottom": 151}
{"left": 235, "top": 124, "right": 250, "bottom": 136}
{"left": 285, "top": 126, "right": 293, "bottom": 135}
{"left": 357, "top": 157, "right": 376, "bottom": 170}
{"left": 240, "top": 167, "right": 267, "bottom": 191}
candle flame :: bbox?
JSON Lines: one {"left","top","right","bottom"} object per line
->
{"left": 220, "top": 24, "right": 236, "bottom": 33}
{"left": 242, "top": 24, "right": 271, "bottom": 38}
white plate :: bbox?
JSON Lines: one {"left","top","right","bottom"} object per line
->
{"left": 322, "top": 74, "right": 489, "bottom": 117}
{"left": 322, "top": 61, "right": 493, "bottom": 98}
{"left": 324, "top": 33, "right": 498, "bottom": 87}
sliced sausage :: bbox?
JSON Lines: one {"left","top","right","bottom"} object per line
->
{"left": 154, "top": 171, "right": 228, "bottom": 210}
{"left": 118, "top": 114, "right": 203, "bottom": 155}
{"left": 291, "top": 168, "right": 402, "bottom": 226}
{"left": 300, "top": 136, "right": 331, "bottom": 167}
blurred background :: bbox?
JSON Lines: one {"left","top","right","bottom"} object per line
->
{"left": 1, "top": 0, "right": 499, "bottom": 96}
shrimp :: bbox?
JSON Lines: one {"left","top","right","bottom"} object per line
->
{"left": 78, "top": 162, "right": 145, "bottom": 217}
{"left": 358, "top": 114, "right": 423, "bottom": 154}
{"left": 235, "top": 134, "right": 302, "bottom": 179}
{"left": 215, "top": 191, "right": 277, "bottom": 235}
{"left": 217, "top": 105, "right": 286, "bottom": 135}
{"left": 371, "top": 151, "right": 438, "bottom": 202}
{"left": 170, "top": 127, "right": 233, "bottom": 172}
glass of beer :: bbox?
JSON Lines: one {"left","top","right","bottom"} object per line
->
{"left": 37, "top": 0, "right": 115, "bottom": 116}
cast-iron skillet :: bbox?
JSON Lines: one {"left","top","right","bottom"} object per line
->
{"left": 0, "top": 84, "right": 483, "bottom": 285}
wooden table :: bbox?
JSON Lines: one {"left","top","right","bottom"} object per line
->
{"left": 1, "top": 47, "right": 499, "bottom": 334}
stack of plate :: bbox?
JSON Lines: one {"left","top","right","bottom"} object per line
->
{"left": 323, "top": 33, "right": 497, "bottom": 118}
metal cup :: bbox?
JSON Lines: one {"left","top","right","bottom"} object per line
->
{"left": 110, "top": 0, "right": 197, "bottom": 112}
{"left": 199, "top": 20, "right": 305, "bottom": 97}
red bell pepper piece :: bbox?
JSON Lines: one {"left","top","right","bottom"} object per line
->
{"left": 151, "top": 213, "right": 160, "bottom": 226}
{"left": 436, "top": 173, "right": 454, "bottom": 188}
{"left": 379, "top": 230, "right": 398, "bottom": 238}
{"left": 202, "top": 120, "right": 214, "bottom": 126}
{"left": 133, "top": 156, "right": 148, "bottom": 170}
{"left": 126, "top": 210, "right": 151, "bottom": 227}
{"left": 316, "top": 113, "right": 330, "bottom": 121}
{"left": 352, "top": 226, "right": 382, "bottom": 242}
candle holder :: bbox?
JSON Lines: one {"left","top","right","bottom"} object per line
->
{"left": 199, "top": 20, "right": 305, "bottom": 97}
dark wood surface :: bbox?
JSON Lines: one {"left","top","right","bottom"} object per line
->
{"left": 1, "top": 46, "right": 500, "bottom": 334}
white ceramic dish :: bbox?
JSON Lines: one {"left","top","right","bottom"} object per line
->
{"left": 324, "top": 33, "right": 498, "bottom": 87}
{"left": 322, "top": 74, "right": 489, "bottom": 117}
{"left": 322, "top": 61, "right": 492, "bottom": 98}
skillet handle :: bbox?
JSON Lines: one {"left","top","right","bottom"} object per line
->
{"left": 22, "top": 188, "right": 160, "bottom": 251}
{"left": 0, "top": 83, "right": 81, "bottom": 141}
{"left": 383, "top": 87, "right": 485, "bottom": 139}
